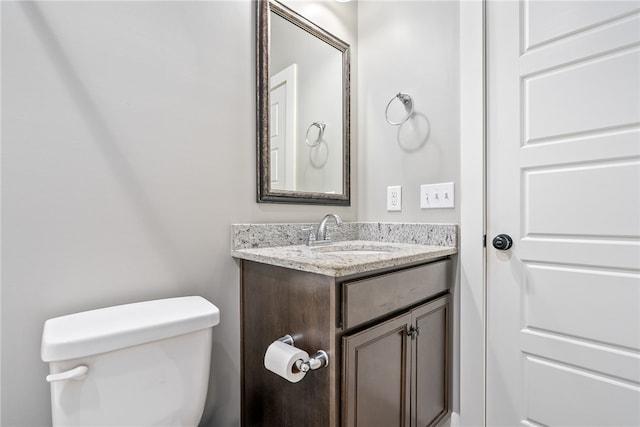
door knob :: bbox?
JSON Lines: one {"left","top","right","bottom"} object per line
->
{"left": 492, "top": 234, "right": 513, "bottom": 250}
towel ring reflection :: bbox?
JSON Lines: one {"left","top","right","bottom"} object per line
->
{"left": 385, "top": 93, "right": 414, "bottom": 125}
{"left": 305, "top": 121, "right": 326, "bottom": 147}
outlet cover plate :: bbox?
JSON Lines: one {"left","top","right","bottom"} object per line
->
{"left": 387, "top": 185, "right": 402, "bottom": 211}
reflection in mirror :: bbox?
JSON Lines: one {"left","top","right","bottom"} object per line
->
{"left": 257, "top": 0, "right": 350, "bottom": 205}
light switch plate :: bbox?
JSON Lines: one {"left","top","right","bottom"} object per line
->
{"left": 387, "top": 186, "right": 402, "bottom": 211}
{"left": 420, "top": 182, "right": 455, "bottom": 209}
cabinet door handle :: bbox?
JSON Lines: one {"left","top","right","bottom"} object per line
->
{"left": 408, "top": 326, "right": 420, "bottom": 340}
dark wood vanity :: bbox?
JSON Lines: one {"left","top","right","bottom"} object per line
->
{"left": 240, "top": 256, "right": 452, "bottom": 427}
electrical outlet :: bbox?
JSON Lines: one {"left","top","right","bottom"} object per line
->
{"left": 387, "top": 186, "right": 402, "bottom": 211}
{"left": 420, "top": 182, "right": 455, "bottom": 209}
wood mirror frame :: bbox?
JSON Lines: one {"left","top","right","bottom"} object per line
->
{"left": 256, "top": 0, "right": 351, "bottom": 205}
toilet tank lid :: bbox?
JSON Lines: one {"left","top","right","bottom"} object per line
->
{"left": 41, "top": 296, "right": 220, "bottom": 362}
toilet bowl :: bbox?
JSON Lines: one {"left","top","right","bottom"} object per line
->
{"left": 41, "top": 296, "right": 220, "bottom": 426}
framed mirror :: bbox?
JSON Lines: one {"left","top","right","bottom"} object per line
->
{"left": 257, "top": 0, "right": 351, "bottom": 205}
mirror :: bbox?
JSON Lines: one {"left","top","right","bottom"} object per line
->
{"left": 257, "top": 0, "right": 351, "bottom": 205}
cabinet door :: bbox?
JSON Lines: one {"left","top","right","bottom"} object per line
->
{"left": 343, "top": 313, "right": 411, "bottom": 427}
{"left": 412, "top": 296, "right": 450, "bottom": 427}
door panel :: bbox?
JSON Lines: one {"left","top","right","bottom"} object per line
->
{"left": 524, "top": 161, "right": 640, "bottom": 237}
{"left": 343, "top": 314, "right": 411, "bottom": 427}
{"left": 412, "top": 296, "right": 449, "bottom": 427}
{"left": 524, "top": 264, "right": 640, "bottom": 350}
{"left": 269, "top": 64, "right": 297, "bottom": 190}
{"left": 487, "top": 1, "right": 640, "bottom": 425}
{"left": 270, "top": 83, "right": 285, "bottom": 188}
{"left": 524, "top": 356, "right": 639, "bottom": 426}
{"left": 524, "top": 1, "right": 639, "bottom": 50}
{"left": 524, "top": 49, "right": 639, "bottom": 142}
{"left": 520, "top": 329, "right": 640, "bottom": 386}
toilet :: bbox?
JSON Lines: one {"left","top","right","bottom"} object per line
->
{"left": 41, "top": 296, "right": 220, "bottom": 426}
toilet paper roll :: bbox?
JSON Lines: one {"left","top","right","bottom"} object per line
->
{"left": 264, "top": 340, "right": 309, "bottom": 383}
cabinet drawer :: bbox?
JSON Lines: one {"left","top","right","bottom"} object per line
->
{"left": 342, "top": 259, "right": 450, "bottom": 329}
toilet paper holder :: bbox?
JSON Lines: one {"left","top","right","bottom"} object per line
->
{"left": 278, "top": 335, "right": 329, "bottom": 372}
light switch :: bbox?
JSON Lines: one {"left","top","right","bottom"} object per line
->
{"left": 420, "top": 182, "right": 454, "bottom": 209}
{"left": 439, "top": 182, "right": 455, "bottom": 208}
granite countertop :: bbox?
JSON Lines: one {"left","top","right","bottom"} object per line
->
{"left": 231, "top": 222, "right": 457, "bottom": 277}
{"left": 232, "top": 239, "right": 456, "bottom": 277}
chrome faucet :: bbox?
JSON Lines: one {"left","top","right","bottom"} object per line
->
{"left": 307, "top": 213, "right": 343, "bottom": 245}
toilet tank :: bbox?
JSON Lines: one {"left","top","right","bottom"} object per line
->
{"left": 41, "top": 296, "right": 220, "bottom": 427}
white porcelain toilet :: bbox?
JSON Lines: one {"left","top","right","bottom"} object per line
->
{"left": 41, "top": 296, "right": 220, "bottom": 426}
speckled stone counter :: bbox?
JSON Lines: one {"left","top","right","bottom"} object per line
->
{"left": 231, "top": 223, "right": 457, "bottom": 277}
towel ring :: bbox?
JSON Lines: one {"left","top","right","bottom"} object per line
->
{"left": 305, "top": 121, "right": 326, "bottom": 147}
{"left": 385, "top": 93, "right": 414, "bottom": 125}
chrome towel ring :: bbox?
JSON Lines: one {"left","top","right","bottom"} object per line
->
{"left": 385, "top": 92, "right": 414, "bottom": 125}
{"left": 305, "top": 121, "right": 326, "bottom": 147}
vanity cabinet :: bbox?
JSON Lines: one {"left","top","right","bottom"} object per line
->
{"left": 342, "top": 295, "right": 450, "bottom": 427}
{"left": 240, "top": 257, "right": 452, "bottom": 427}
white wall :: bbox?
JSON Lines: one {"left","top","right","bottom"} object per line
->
{"left": 357, "top": 0, "right": 460, "bottom": 224}
{"left": 0, "top": 1, "right": 356, "bottom": 426}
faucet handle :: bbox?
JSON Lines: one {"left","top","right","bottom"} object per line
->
{"left": 301, "top": 226, "right": 317, "bottom": 245}
{"left": 323, "top": 225, "right": 342, "bottom": 241}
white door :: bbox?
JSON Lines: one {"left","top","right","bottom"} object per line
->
{"left": 270, "top": 64, "right": 297, "bottom": 190}
{"left": 487, "top": 1, "right": 640, "bottom": 425}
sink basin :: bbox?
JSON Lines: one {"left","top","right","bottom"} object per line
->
{"left": 310, "top": 243, "right": 398, "bottom": 256}
{"left": 319, "top": 249, "right": 390, "bottom": 256}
